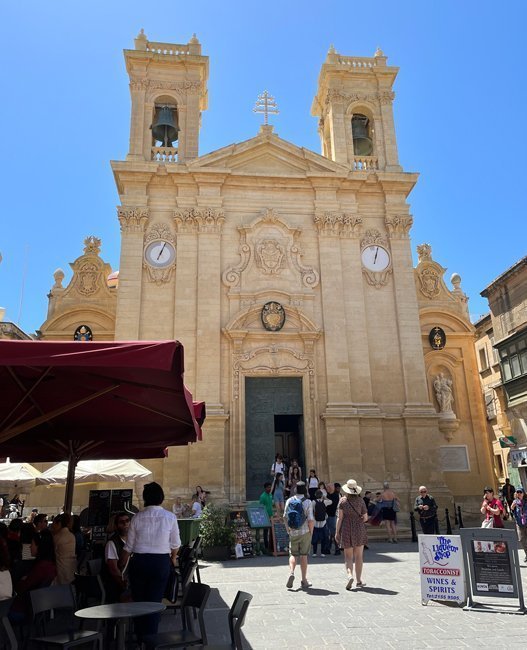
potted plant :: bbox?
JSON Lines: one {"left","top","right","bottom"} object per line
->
{"left": 199, "top": 503, "right": 236, "bottom": 561}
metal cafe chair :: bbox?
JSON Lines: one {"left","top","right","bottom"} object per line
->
{"left": 29, "top": 584, "right": 103, "bottom": 649}
{"left": 200, "top": 590, "right": 253, "bottom": 650}
{"left": 144, "top": 582, "right": 211, "bottom": 649}
{"left": 0, "top": 596, "right": 18, "bottom": 650}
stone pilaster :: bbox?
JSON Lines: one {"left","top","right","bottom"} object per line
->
{"left": 327, "top": 100, "right": 348, "bottom": 165}
{"left": 379, "top": 96, "right": 401, "bottom": 171}
{"left": 127, "top": 81, "right": 147, "bottom": 160}
{"left": 114, "top": 206, "right": 149, "bottom": 340}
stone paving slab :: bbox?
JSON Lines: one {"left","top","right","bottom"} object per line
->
{"left": 156, "top": 542, "right": 527, "bottom": 649}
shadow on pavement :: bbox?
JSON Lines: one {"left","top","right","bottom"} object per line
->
{"left": 354, "top": 586, "right": 399, "bottom": 595}
{"left": 293, "top": 587, "right": 340, "bottom": 596}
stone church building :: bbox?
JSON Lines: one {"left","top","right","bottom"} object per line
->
{"left": 38, "top": 32, "right": 493, "bottom": 510}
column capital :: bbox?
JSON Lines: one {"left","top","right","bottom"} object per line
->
{"left": 174, "top": 207, "right": 225, "bottom": 234}
{"left": 314, "top": 212, "right": 362, "bottom": 238}
{"left": 385, "top": 214, "right": 413, "bottom": 239}
{"left": 117, "top": 206, "right": 149, "bottom": 233}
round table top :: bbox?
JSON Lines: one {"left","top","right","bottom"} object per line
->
{"left": 75, "top": 601, "right": 166, "bottom": 619}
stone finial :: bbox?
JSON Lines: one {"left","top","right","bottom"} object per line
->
{"left": 328, "top": 44, "right": 336, "bottom": 54}
{"left": 83, "top": 236, "right": 102, "bottom": 255}
{"left": 374, "top": 46, "right": 384, "bottom": 57}
{"left": 189, "top": 33, "right": 199, "bottom": 44}
{"left": 53, "top": 268, "right": 65, "bottom": 289}
{"left": 326, "top": 44, "right": 338, "bottom": 63}
{"left": 135, "top": 28, "right": 147, "bottom": 50}
{"left": 0, "top": 307, "right": 5, "bottom": 322}
{"left": 417, "top": 243, "right": 433, "bottom": 263}
{"left": 451, "top": 273, "right": 462, "bottom": 291}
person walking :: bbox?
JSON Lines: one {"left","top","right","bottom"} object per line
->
{"left": 335, "top": 479, "right": 368, "bottom": 590}
{"left": 414, "top": 486, "right": 438, "bottom": 534}
{"left": 502, "top": 478, "right": 515, "bottom": 517}
{"left": 259, "top": 482, "right": 274, "bottom": 550}
{"left": 307, "top": 469, "right": 319, "bottom": 500}
{"left": 120, "top": 482, "right": 180, "bottom": 640}
{"left": 380, "top": 482, "right": 400, "bottom": 543}
{"left": 311, "top": 489, "right": 328, "bottom": 557}
{"left": 480, "top": 486, "right": 504, "bottom": 528}
{"left": 272, "top": 472, "right": 286, "bottom": 514}
{"left": 510, "top": 486, "right": 527, "bottom": 561}
{"left": 324, "top": 483, "right": 339, "bottom": 555}
{"left": 284, "top": 481, "right": 314, "bottom": 590}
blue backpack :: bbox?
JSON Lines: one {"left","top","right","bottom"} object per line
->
{"left": 286, "top": 496, "right": 306, "bottom": 529}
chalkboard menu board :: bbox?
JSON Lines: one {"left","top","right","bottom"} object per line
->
{"left": 271, "top": 516, "right": 289, "bottom": 556}
{"left": 246, "top": 506, "right": 271, "bottom": 529}
{"left": 88, "top": 490, "right": 111, "bottom": 526}
{"left": 110, "top": 489, "right": 134, "bottom": 515}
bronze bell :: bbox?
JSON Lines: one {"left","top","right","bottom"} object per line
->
{"left": 351, "top": 114, "right": 373, "bottom": 156}
{"left": 151, "top": 105, "right": 179, "bottom": 147}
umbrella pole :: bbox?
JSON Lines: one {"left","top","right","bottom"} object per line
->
{"left": 64, "top": 445, "right": 78, "bottom": 514}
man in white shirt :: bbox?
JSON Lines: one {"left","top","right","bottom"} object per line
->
{"left": 103, "top": 512, "right": 130, "bottom": 602}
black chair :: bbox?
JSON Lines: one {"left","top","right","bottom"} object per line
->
{"left": 0, "top": 596, "right": 18, "bottom": 650}
{"left": 200, "top": 590, "right": 252, "bottom": 650}
{"left": 189, "top": 536, "right": 202, "bottom": 583}
{"left": 163, "top": 557, "right": 198, "bottom": 615}
{"left": 73, "top": 573, "right": 106, "bottom": 609}
{"left": 144, "top": 582, "right": 211, "bottom": 649}
{"left": 29, "top": 584, "right": 103, "bottom": 649}
{"left": 86, "top": 559, "right": 102, "bottom": 576}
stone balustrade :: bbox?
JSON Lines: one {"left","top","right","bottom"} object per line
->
{"left": 151, "top": 146, "right": 178, "bottom": 162}
{"left": 337, "top": 56, "right": 377, "bottom": 68}
{"left": 352, "top": 156, "right": 379, "bottom": 171}
{"left": 146, "top": 41, "right": 192, "bottom": 56}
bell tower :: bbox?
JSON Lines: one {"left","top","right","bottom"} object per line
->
{"left": 124, "top": 30, "right": 208, "bottom": 163}
{"left": 311, "top": 46, "right": 401, "bottom": 172}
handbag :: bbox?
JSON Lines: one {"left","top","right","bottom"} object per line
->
{"left": 393, "top": 499, "right": 400, "bottom": 513}
{"left": 481, "top": 517, "right": 494, "bottom": 528}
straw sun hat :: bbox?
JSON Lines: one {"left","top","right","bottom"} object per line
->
{"left": 341, "top": 479, "right": 362, "bottom": 495}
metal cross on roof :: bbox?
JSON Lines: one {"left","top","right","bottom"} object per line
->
{"left": 253, "top": 90, "right": 279, "bottom": 126}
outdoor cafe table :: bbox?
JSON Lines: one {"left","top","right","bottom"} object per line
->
{"left": 75, "top": 601, "right": 165, "bottom": 650}
{"left": 177, "top": 517, "right": 201, "bottom": 546}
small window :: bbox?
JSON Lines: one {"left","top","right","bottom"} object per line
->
{"left": 489, "top": 334, "right": 499, "bottom": 364}
{"left": 484, "top": 389, "right": 496, "bottom": 420}
{"left": 511, "top": 355, "right": 522, "bottom": 377}
{"left": 502, "top": 359, "right": 512, "bottom": 381}
{"left": 478, "top": 347, "right": 489, "bottom": 372}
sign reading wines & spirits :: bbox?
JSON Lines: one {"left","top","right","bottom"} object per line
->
{"left": 419, "top": 534, "right": 466, "bottom": 605}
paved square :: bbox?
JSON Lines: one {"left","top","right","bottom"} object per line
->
{"left": 177, "top": 542, "right": 527, "bottom": 649}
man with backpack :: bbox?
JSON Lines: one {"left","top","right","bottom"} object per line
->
{"left": 283, "top": 481, "right": 314, "bottom": 589}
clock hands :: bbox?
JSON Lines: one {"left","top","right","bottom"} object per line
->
{"left": 156, "top": 242, "right": 167, "bottom": 261}
{"left": 374, "top": 246, "right": 379, "bottom": 264}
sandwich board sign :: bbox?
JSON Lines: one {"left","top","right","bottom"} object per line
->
{"left": 459, "top": 528, "right": 525, "bottom": 614}
{"left": 419, "top": 534, "right": 466, "bottom": 605}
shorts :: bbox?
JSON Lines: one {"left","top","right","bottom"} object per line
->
{"left": 289, "top": 531, "right": 312, "bottom": 557}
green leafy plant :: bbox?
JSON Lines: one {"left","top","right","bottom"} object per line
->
{"left": 199, "top": 503, "right": 236, "bottom": 548}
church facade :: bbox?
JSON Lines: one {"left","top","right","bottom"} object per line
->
{"left": 39, "top": 33, "right": 493, "bottom": 510}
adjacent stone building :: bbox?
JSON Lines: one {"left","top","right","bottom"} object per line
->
{"left": 481, "top": 256, "right": 527, "bottom": 487}
{"left": 38, "top": 33, "right": 494, "bottom": 510}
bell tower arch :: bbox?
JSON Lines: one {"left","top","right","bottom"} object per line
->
{"left": 124, "top": 30, "right": 208, "bottom": 163}
{"left": 311, "top": 46, "right": 401, "bottom": 172}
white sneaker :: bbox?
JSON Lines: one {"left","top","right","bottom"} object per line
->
{"left": 312, "top": 552, "right": 318, "bottom": 557}
{"left": 320, "top": 553, "right": 326, "bottom": 557}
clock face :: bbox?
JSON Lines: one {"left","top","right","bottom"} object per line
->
{"left": 361, "top": 245, "right": 390, "bottom": 272}
{"left": 144, "top": 240, "right": 176, "bottom": 268}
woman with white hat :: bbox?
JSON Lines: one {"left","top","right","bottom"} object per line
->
{"left": 335, "top": 479, "right": 368, "bottom": 590}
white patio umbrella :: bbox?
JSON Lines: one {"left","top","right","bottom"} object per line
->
{"left": 36, "top": 459, "right": 153, "bottom": 485}
{"left": 0, "top": 459, "right": 42, "bottom": 491}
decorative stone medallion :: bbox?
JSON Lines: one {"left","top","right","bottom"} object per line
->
{"left": 261, "top": 302, "right": 286, "bottom": 331}
{"left": 429, "top": 326, "right": 446, "bottom": 350}
{"left": 74, "top": 325, "right": 93, "bottom": 341}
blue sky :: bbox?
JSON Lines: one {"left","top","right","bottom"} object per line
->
{"left": 0, "top": 1, "right": 525, "bottom": 333}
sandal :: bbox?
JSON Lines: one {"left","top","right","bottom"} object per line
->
{"left": 346, "top": 576, "right": 354, "bottom": 590}
{"left": 356, "top": 581, "right": 366, "bottom": 588}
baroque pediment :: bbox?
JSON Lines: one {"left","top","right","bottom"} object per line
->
{"left": 188, "top": 130, "right": 348, "bottom": 177}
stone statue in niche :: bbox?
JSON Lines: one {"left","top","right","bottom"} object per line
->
{"left": 434, "top": 373, "right": 455, "bottom": 415}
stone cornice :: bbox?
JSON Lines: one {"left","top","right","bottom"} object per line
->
{"left": 314, "top": 212, "right": 363, "bottom": 238}
{"left": 117, "top": 206, "right": 149, "bottom": 233}
{"left": 130, "top": 78, "right": 203, "bottom": 95}
{"left": 173, "top": 207, "right": 225, "bottom": 234}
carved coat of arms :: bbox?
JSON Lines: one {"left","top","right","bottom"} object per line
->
{"left": 255, "top": 239, "right": 286, "bottom": 275}
{"left": 261, "top": 302, "right": 286, "bottom": 331}
{"left": 78, "top": 263, "right": 99, "bottom": 296}
{"left": 419, "top": 268, "right": 441, "bottom": 299}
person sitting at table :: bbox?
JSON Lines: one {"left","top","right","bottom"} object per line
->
{"left": 195, "top": 485, "right": 208, "bottom": 508}
{"left": 120, "top": 482, "right": 180, "bottom": 640}
{"left": 172, "top": 497, "right": 186, "bottom": 518}
{"left": 9, "top": 529, "right": 57, "bottom": 622}
{"left": 103, "top": 512, "right": 131, "bottom": 603}
{"left": 190, "top": 494, "right": 203, "bottom": 518}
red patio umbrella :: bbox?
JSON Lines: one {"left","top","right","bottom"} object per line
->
{"left": 0, "top": 340, "right": 205, "bottom": 512}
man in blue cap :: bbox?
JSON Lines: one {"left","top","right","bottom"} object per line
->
{"left": 510, "top": 486, "right": 527, "bottom": 562}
